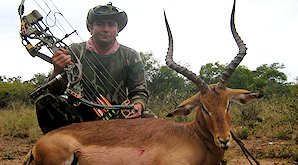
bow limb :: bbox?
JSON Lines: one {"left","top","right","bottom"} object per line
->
{"left": 18, "top": 0, "right": 131, "bottom": 114}
{"left": 18, "top": 0, "right": 25, "bottom": 19}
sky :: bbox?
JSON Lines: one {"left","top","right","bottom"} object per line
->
{"left": 0, "top": 0, "right": 297, "bottom": 82}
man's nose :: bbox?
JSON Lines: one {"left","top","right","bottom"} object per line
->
{"left": 102, "top": 23, "right": 110, "bottom": 30}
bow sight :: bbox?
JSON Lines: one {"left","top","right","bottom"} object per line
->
{"left": 19, "top": 9, "right": 82, "bottom": 100}
{"left": 20, "top": 10, "right": 77, "bottom": 63}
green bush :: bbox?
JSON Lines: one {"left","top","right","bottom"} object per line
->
{"left": 0, "top": 82, "right": 36, "bottom": 108}
{"left": 236, "top": 127, "right": 250, "bottom": 139}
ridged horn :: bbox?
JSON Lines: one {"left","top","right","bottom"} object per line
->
{"left": 218, "top": 0, "right": 248, "bottom": 89}
{"left": 164, "top": 11, "right": 209, "bottom": 94}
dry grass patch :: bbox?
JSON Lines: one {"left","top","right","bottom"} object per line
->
{"left": 0, "top": 102, "right": 42, "bottom": 142}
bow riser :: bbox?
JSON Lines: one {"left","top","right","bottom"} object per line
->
{"left": 18, "top": 1, "right": 134, "bottom": 118}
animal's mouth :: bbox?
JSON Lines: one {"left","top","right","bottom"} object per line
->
{"left": 221, "top": 142, "right": 230, "bottom": 150}
{"left": 215, "top": 135, "right": 231, "bottom": 150}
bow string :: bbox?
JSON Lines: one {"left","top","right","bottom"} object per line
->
{"left": 18, "top": 0, "right": 132, "bottom": 111}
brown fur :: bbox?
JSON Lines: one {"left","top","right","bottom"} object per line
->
{"left": 26, "top": 0, "right": 259, "bottom": 164}
{"left": 31, "top": 84, "right": 262, "bottom": 165}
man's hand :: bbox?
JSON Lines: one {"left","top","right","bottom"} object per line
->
{"left": 52, "top": 48, "right": 72, "bottom": 75}
{"left": 126, "top": 102, "right": 143, "bottom": 119}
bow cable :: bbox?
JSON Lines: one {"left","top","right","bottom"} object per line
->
{"left": 18, "top": 0, "right": 132, "bottom": 110}
{"left": 40, "top": 0, "right": 128, "bottom": 101}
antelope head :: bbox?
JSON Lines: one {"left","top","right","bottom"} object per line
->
{"left": 164, "top": 0, "right": 263, "bottom": 150}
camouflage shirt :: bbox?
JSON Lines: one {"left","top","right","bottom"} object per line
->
{"left": 49, "top": 42, "right": 148, "bottom": 109}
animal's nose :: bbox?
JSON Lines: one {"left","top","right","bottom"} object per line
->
{"left": 218, "top": 135, "right": 231, "bottom": 150}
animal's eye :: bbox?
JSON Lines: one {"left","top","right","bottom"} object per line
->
{"left": 226, "top": 102, "right": 231, "bottom": 111}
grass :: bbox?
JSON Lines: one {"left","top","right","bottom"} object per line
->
{"left": 255, "top": 141, "right": 298, "bottom": 162}
{"left": 0, "top": 95, "right": 297, "bottom": 162}
{"left": 230, "top": 96, "right": 298, "bottom": 161}
{"left": 0, "top": 102, "right": 42, "bottom": 142}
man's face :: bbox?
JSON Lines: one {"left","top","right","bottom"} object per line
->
{"left": 89, "top": 19, "right": 118, "bottom": 46}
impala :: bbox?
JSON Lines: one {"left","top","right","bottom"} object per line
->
{"left": 26, "top": 0, "right": 263, "bottom": 164}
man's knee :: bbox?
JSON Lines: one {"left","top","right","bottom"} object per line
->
{"left": 35, "top": 94, "right": 74, "bottom": 133}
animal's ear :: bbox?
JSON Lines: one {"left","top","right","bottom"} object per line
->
{"left": 166, "top": 93, "right": 200, "bottom": 117}
{"left": 166, "top": 105, "right": 199, "bottom": 117}
{"left": 230, "top": 89, "right": 263, "bottom": 104}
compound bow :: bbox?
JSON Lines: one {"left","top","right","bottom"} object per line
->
{"left": 18, "top": 0, "right": 133, "bottom": 112}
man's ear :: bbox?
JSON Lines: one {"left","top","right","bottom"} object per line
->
{"left": 87, "top": 24, "right": 93, "bottom": 34}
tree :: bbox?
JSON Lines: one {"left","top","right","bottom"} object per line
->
{"left": 140, "top": 52, "right": 196, "bottom": 106}
{"left": 0, "top": 80, "right": 35, "bottom": 108}
{"left": 148, "top": 65, "right": 195, "bottom": 107}
{"left": 148, "top": 66, "right": 187, "bottom": 96}
{"left": 29, "top": 73, "right": 47, "bottom": 86}
{"left": 198, "top": 62, "right": 291, "bottom": 96}
{"left": 6, "top": 76, "right": 22, "bottom": 83}
{"left": 199, "top": 62, "right": 254, "bottom": 90}
{"left": 0, "top": 75, "right": 6, "bottom": 82}
{"left": 252, "top": 63, "right": 289, "bottom": 96}
{"left": 253, "top": 63, "right": 287, "bottom": 83}
{"left": 229, "top": 65, "right": 254, "bottom": 89}
{"left": 140, "top": 52, "right": 160, "bottom": 82}
{"left": 199, "top": 62, "right": 225, "bottom": 84}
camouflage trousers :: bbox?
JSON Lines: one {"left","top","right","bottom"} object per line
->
{"left": 35, "top": 93, "right": 157, "bottom": 134}
{"left": 35, "top": 93, "right": 108, "bottom": 133}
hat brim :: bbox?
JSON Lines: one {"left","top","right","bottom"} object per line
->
{"left": 91, "top": 12, "right": 127, "bottom": 32}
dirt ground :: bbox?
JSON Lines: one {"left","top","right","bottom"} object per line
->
{"left": 0, "top": 136, "right": 296, "bottom": 165}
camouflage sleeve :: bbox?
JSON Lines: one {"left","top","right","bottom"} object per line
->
{"left": 126, "top": 50, "right": 149, "bottom": 110}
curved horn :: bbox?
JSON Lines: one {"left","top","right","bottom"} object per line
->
{"left": 164, "top": 11, "right": 209, "bottom": 93}
{"left": 219, "top": 0, "right": 247, "bottom": 89}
